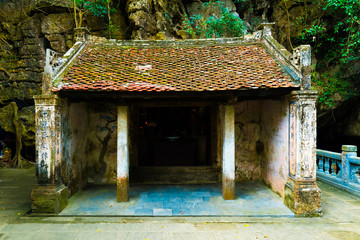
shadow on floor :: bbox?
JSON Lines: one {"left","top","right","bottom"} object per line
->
{"left": 60, "top": 182, "right": 294, "bottom": 217}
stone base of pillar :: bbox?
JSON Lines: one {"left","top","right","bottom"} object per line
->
{"left": 222, "top": 179, "right": 235, "bottom": 200}
{"left": 284, "top": 178, "right": 322, "bottom": 216}
{"left": 31, "top": 184, "right": 68, "bottom": 213}
{"left": 117, "top": 176, "right": 129, "bottom": 202}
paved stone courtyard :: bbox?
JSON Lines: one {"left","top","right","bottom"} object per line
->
{"left": 1, "top": 167, "right": 360, "bottom": 240}
{"left": 60, "top": 183, "right": 293, "bottom": 217}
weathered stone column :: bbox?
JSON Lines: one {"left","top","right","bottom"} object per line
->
{"left": 117, "top": 106, "right": 129, "bottom": 202}
{"left": 342, "top": 145, "right": 357, "bottom": 183}
{"left": 31, "top": 95, "right": 68, "bottom": 213}
{"left": 285, "top": 90, "right": 322, "bottom": 216}
{"left": 299, "top": 45, "right": 311, "bottom": 90}
{"left": 222, "top": 104, "right": 235, "bottom": 200}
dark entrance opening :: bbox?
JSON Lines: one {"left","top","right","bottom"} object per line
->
{"left": 138, "top": 106, "right": 211, "bottom": 167}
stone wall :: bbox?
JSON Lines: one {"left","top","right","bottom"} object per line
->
{"left": 260, "top": 98, "right": 289, "bottom": 197}
{"left": 58, "top": 99, "right": 290, "bottom": 189}
{"left": 61, "top": 101, "right": 89, "bottom": 196}
{"left": 86, "top": 103, "right": 117, "bottom": 184}
{"left": 60, "top": 102, "right": 118, "bottom": 189}
{"left": 234, "top": 101, "right": 262, "bottom": 182}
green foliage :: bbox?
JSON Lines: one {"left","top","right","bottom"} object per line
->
{"left": 312, "top": 71, "right": 354, "bottom": 107}
{"left": 292, "top": 0, "right": 360, "bottom": 107}
{"left": 183, "top": 1, "right": 247, "bottom": 38}
{"left": 106, "top": 23, "right": 121, "bottom": 39}
{"left": 76, "top": 0, "right": 112, "bottom": 18}
{"left": 296, "top": 0, "right": 360, "bottom": 65}
{"left": 75, "top": 0, "right": 119, "bottom": 39}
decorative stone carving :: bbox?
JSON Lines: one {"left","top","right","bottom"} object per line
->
{"left": 285, "top": 90, "right": 322, "bottom": 216}
{"left": 44, "top": 49, "right": 61, "bottom": 76}
{"left": 31, "top": 95, "right": 68, "bottom": 213}
{"left": 290, "top": 46, "right": 301, "bottom": 68}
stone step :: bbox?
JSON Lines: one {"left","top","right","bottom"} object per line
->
{"left": 130, "top": 166, "right": 219, "bottom": 184}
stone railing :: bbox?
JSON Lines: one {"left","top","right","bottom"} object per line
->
{"left": 317, "top": 145, "right": 360, "bottom": 196}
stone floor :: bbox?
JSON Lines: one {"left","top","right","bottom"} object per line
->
{"left": 60, "top": 183, "right": 294, "bottom": 217}
{"left": 1, "top": 167, "right": 360, "bottom": 240}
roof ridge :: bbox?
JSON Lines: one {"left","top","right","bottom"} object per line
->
{"left": 88, "top": 31, "right": 263, "bottom": 47}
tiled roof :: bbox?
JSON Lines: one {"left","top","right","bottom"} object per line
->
{"left": 55, "top": 42, "right": 299, "bottom": 92}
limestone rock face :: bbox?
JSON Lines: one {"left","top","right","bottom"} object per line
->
{"left": 41, "top": 13, "right": 74, "bottom": 35}
{"left": 40, "top": 13, "right": 74, "bottom": 53}
{"left": 269, "top": 0, "right": 320, "bottom": 49}
{"left": 126, "top": 0, "right": 186, "bottom": 39}
{"left": 0, "top": 0, "right": 72, "bottom": 24}
{"left": 0, "top": 82, "right": 41, "bottom": 104}
{"left": 186, "top": 0, "right": 238, "bottom": 19}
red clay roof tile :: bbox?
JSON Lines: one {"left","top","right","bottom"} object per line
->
{"left": 55, "top": 43, "right": 299, "bottom": 92}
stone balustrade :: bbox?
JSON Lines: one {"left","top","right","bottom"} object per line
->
{"left": 317, "top": 145, "right": 360, "bottom": 196}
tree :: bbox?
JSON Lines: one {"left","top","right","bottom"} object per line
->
{"left": 297, "top": 0, "right": 360, "bottom": 65}
{"left": 73, "top": 0, "right": 117, "bottom": 38}
{"left": 9, "top": 102, "right": 24, "bottom": 168}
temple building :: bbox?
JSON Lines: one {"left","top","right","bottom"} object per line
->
{"left": 31, "top": 24, "right": 321, "bottom": 216}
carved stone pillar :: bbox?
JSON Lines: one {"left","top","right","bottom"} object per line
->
{"left": 284, "top": 90, "right": 322, "bottom": 216}
{"left": 31, "top": 95, "right": 68, "bottom": 213}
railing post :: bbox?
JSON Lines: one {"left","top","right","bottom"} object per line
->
{"left": 318, "top": 156, "right": 324, "bottom": 172}
{"left": 323, "top": 157, "right": 329, "bottom": 174}
{"left": 342, "top": 145, "right": 357, "bottom": 184}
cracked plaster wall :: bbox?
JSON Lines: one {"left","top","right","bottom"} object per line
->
{"left": 260, "top": 99, "right": 289, "bottom": 197}
{"left": 234, "top": 101, "right": 263, "bottom": 182}
{"left": 61, "top": 102, "right": 89, "bottom": 196}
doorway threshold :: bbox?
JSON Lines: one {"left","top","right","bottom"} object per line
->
{"left": 59, "top": 182, "right": 294, "bottom": 217}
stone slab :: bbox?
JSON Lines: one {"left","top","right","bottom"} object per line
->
{"left": 59, "top": 183, "right": 294, "bottom": 217}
